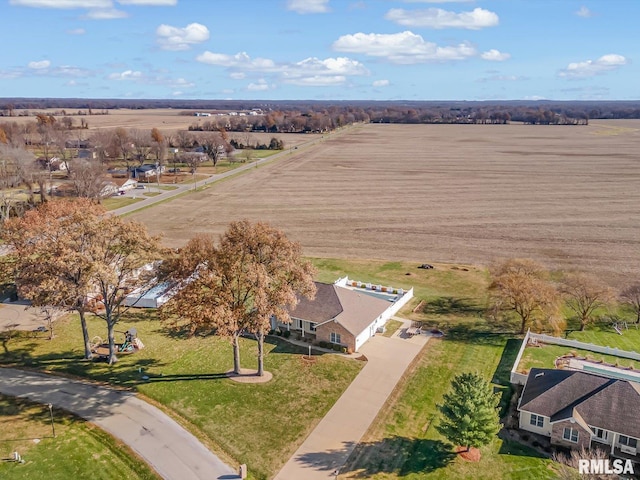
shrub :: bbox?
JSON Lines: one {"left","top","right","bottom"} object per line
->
{"left": 268, "top": 329, "right": 275, "bottom": 335}
{"left": 342, "top": 347, "right": 348, "bottom": 353}
{"left": 332, "top": 344, "right": 342, "bottom": 352}
{"left": 283, "top": 330, "right": 291, "bottom": 339}
{"left": 275, "top": 329, "right": 282, "bottom": 336}
{"left": 318, "top": 341, "right": 329, "bottom": 349}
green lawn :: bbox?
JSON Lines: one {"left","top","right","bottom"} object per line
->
{"left": 0, "top": 394, "right": 159, "bottom": 480}
{"left": 0, "top": 258, "right": 561, "bottom": 480}
{"left": 343, "top": 334, "right": 555, "bottom": 479}
{"left": 0, "top": 310, "right": 363, "bottom": 480}
{"left": 518, "top": 324, "right": 640, "bottom": 373}
{"left": 101, "top": 196, "right": 143, "bottom": 211}
{"left": 382, "top": 320, "right": 403, "bottom": 338}
{"left": 311, "top": 258, "right": 491, "bottom": 330}
{"left": 307, "top": 259, "right": 553, "bottom": 479}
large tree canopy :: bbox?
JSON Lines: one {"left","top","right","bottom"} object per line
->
{"left": 161, "top": 220, "right": 316, "bottom": 376}
{"left": 3, "top": 198, "right": 160, "bottom": 363}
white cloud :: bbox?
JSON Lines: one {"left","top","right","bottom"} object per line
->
{"left": 117, "top": 0, "right": 176, "bottom": 5}
{"left": 333, "top": 30, "right": 476, "bottom": 63}
{"left": 373, "top": 79, "right": 390, "bottom": 87}
{"left": 84, "top": 7, "right": 127, "bottom": 18}
{"left": 558, "top": 54, "right": 628, "bottom": 79}
{"left": 286, "top": 75, "right": 346, "bottom": 86}
{"left": 247, "top": 79, "right": 272, "bottom": 91}
{"left": 170, "top": 77, "right": 195, "bottom": 88}
{"left": 197, "top": 50, "right": 368, "bottom": 86}
{"left": 385, "top": 7, "right": 498, "bottom": 29}
{"left": 481, "top": 49, "right": 510, "bottom": 61}
{"left": 286, "top": 0, "right": 329, "bottom": 14}
{"left": 172, "top": 90, "right": 183, "bottom": 96}
{"left": 10, "top": 0, "right": 111, "bottom": 8}
{"left": 575, "top": 6, "right": 592, "bottom": 17}
{"left": 28, "top": 60, "right": 51, "bottom": 69}
{"left": 52, "top": 65, "right": 93, "bottom": 77}
{"left": 156, "top": 23, "right": 209, "bottom": 51}
{"left": 196, "top": 51, "right": 276, "bottom": 69}
{"left": 67, "top": 28, "right": 86, "bottom": 34}
{"left": 109, "top": 69, "right": 143, "bottom": 80}
{"left": 477, "top": 74, "right": 527, "bottom": 83}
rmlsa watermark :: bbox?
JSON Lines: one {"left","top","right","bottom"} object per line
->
{"left": 578, "top": 459, "right": 635, "bottom": 475}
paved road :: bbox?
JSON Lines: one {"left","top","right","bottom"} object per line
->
{"left": 274, "top": 330, "right": 429, "bottom": 480}
{"left": 0, "top": 368, "right": 239, "bottom": 480}
{"left": 112, "top": 127, "right": 353, "bottom": 217}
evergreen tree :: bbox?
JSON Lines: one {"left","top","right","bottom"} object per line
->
{"left": 436, "top": 372, "right": 501, "bottom": 453}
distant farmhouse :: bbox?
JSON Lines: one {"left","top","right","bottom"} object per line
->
{"left": 519, "top": 368, "right": 640, "bottom": 461}
{"left": 271, "top": 277, "right": 413, "bottom": 352}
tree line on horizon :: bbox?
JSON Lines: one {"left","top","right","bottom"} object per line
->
{"left": 4, "top": 99, "right": 640, "bottom": 125}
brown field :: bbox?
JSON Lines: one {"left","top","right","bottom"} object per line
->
{"left": 130, "top": 120, "right": 640, "bottom": 285}
{"left": 6, "top": 108, "right": 311, "bottom": 148}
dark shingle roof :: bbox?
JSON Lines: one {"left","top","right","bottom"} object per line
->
{"left": 289, "top": 282, "right": 392, "bottom": 336}
{"left": 520, "top": 368, "right": 640, "bottom": 438}
{"left": 290, "top": 282, "right": 342, "bottom": 323}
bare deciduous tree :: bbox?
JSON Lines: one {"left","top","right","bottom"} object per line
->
{"left": 490, "top": 259, "right": 562, "bottom": 334}
{"left": 620, "top": 284, "right": 640, "bottom": 324}
{"left": 69, "top": 159, "right": 111, "bottom": 201}
{"left": 560, "top": 272, "right": 613, "bottom": 331}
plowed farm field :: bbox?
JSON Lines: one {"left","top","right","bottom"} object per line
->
{"left": 131, "top": 121, "right": 640, "bottom": 284}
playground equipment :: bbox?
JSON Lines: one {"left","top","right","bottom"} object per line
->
{"left": 90, "top": 328, "right": 145, "bottom": 359}
{"left": 612, "top": 321, "right": 629, "bottom": 335}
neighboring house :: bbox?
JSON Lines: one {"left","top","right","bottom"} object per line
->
{"left": 123, "top": 282, "right": 176, "bottom": 308}
{"left": 77, "top": 149, "right": 97, "bottom": 160}
{"left": 130, "top": 164, "right": 156, "bottom": 180}
{"left": 518, "top": 368, "right": 640, "bottom": 460}
{"left": 36, "top": 157, "right": 67, "bottom": 171}
{"left": 65, "top": 140, "right": 91, "bottom": 149}
{"left": 102, "top": 177, "right": 137, "bottom": 196}
{"left": 271, "top": 277, "right": 413, "bottom": 352}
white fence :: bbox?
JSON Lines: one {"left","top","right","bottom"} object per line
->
{"left": 510, "top": 330, "right": 640, "bottom": 385}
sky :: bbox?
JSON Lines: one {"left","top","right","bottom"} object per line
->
{"left": 0, "top": 0, "right": 638, "bottom": 101}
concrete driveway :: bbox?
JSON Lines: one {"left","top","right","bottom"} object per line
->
{"left": 274, "top": 332, "right": 429, "bottom": 480}
{"left": 0, "top": 368, "right": 239, "bottom": 480}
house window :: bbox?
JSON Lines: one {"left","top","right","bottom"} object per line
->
{"left": 530, "top": 414, "right": 544, "bottom": 428}
{"left": 590, "top": 427, "right": 609, "bottom": 442}
{"left": 330, "top": 332, "right": 341, "bottom": 344}
{"left": 293, "top": 318, "right": 302, "bottom": 330}
{"left": 619, "top": 435, "right": 638, "bottom": 448}
{"left": 310, "top": 323, "right": 317, "bottom": 332}
{"left": 563, "top": 427, "right": 579, "bottom": 443}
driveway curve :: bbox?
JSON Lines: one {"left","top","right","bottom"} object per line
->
{"left": 0, "top": 368, "right": 238, "bottom": 480}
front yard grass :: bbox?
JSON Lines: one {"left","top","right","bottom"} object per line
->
{"left": 0, "top": 311, "right": 363, "bottom": 480}
{"left": 0, "top": 394, "right": 159, "bottom": 480}
{"left": 101, "top": 196, "right": 143, "bottom": 211}
{"left": 342, "top": 334, "right": 555, "bottom": 479}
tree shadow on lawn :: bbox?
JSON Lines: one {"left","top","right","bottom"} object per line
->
{"left": 422, "top": 297, "right": 486, "bottom": 317}
{"left": 1, "top": 346, "right": 166, "bottom": 388}
{"left": 299, "top": 437, "right": 455, "bottom": 478}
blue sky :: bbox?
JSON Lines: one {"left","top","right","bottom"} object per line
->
{"left": 0, "top": 0, "right": 637, "bottom": 101}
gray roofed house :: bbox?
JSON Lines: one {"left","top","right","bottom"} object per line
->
{"left": 272, "top": 277, "right": 413, "bottom": 353}
{"left": 518, "top": 368, "right": 640, "bottom": 460}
